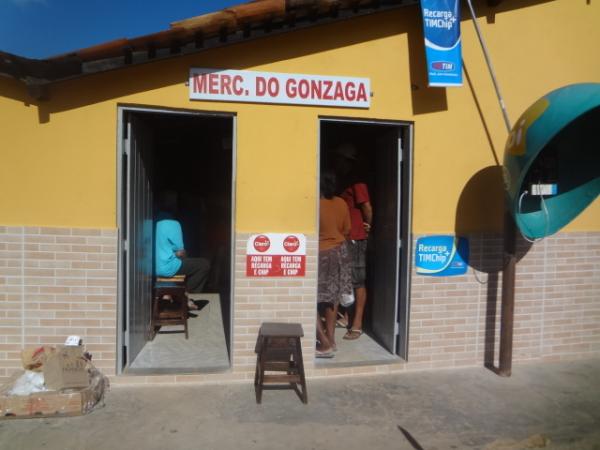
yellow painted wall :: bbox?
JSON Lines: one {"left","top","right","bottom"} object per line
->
{"left": 0, "top": 0, "right": 598, "bottom": 233}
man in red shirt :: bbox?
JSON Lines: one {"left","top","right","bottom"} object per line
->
{"left": 334, "top": 144, "right": 373, "bottom": 340}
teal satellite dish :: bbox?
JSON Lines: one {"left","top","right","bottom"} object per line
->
{"left": 504, "top": 83, "right": 600, "bottom": 239}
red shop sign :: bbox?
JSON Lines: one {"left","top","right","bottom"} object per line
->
{"left": 246, "top": 233, "right": 306, "bottom": 277}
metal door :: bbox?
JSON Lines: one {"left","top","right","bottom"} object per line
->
{"left": 123, "top": 114, "right": 154, "bottom": 366}
{"left": 369, "top": 127, "right": 402, "bottom": 354}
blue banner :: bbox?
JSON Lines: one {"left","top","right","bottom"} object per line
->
{"left": 420, "top": 0, "right": 463, "bottom": 87}
{"left": 415, "top": 235, "right": 469, "bottom": 276}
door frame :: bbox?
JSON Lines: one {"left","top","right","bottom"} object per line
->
{"left": 116, "top": 105, "right": 237, "bottom": 374}
{"left": 317, "top": 116, "right": 414, "bottom": 360}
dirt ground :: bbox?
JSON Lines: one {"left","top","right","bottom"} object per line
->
{"left": 1, "top": 359, "right": 599, "bottom": 450}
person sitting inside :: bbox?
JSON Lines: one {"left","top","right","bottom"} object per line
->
{"left": 155, "top": 190, "right": 211, "bottom": 310}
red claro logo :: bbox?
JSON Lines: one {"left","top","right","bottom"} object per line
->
{"left": 283, "top": 235, "right": 300, "bottom": 253}
{"left": 253, "top": 235, "right": 271, "bottom": 252}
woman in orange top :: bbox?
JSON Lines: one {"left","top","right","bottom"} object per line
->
{"left": 317, "top": 171, "right": 352, "bottom": 357}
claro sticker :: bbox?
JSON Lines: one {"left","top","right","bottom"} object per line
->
{"left": 246, "top": 233, "right": 306, "bottom": 277}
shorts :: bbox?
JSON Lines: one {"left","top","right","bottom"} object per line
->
{"left": 318, "top": 243, "right": 352, "bottom": 306}
{"left": 348, "top": 239, "right": 367, "bottom": 288}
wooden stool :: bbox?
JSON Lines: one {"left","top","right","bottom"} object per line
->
{"left": 254, "top": 322, "right": 307, "bottom": 404}
{"left": 152, "top": 275, "right": 188, "bottom": 339}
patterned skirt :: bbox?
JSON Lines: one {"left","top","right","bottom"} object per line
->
{"left": 318, "top": 242, "right": 353, "bottom": 306}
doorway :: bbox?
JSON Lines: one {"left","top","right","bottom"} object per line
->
{"left": 318, "top": 118, "right": 413, "bottom": 365}
{"left": 117, "top": 106, "right": 235, "bottom": 374}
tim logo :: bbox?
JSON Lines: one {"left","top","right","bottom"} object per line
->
{"left": 432, "top": 61, "right": 454, "bottom": 71}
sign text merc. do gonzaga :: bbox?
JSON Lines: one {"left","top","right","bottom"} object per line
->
{"left": 189, "top": 68, "right": 370, "bottom": 108}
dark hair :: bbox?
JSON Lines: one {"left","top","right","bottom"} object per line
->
{"left": 157, "top": 190, "right": 178, "bottom": 214}
{"left": 320, "top": 171, "right": 337, "bottom": 199}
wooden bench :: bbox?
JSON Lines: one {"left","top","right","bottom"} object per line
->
{"left": 152, "top": 275, "right": 188, "bottom": 339}
{"left": 254, "top": 322, "right": 307, "bottom": 404}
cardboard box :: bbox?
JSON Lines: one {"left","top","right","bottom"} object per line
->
{"left": 20, "top": 346, "right": 55, "bottom": 372}
{"left": 43, "top": 346, "right": 89, "bottom": 390}
{"left": 0, "top": 367, "right": 109, "bottom": 420}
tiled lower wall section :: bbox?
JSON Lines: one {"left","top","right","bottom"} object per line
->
{"left": 231, "top": 233, "right": 319, "bottom": 376}
{"left": 409, "top": 232, "right": 600, "bottom": 370}
{"left": 220, "top": 230, "right": 600, "bottom": 380}
{"left": 0, "top": 226, "right": 117, "bottom": 383}
{"left": 1, "top": 227, "right": 598, "bottom": 385}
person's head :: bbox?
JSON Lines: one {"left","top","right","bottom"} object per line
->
{"left": 320, "top": 171, "right": 337, "bottom": 199}
{"left": 331, "top": 143, "right": 358, "bottom": 176}
{"left": 157, "top": 190, "right": 178, "bottom": 214}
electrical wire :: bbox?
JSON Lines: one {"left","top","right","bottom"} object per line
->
{"left": 470, "top": 183, "right": 552, "bottom": 284}
{"left": 517, "top": 186, "right": 551, "bottom": 243}
{"left": 472, "top": 267, "right": 488, "bottom": 285}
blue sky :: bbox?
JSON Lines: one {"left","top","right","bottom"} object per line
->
{"left": 0, "top": 0, "right": 242, "bottom": 59}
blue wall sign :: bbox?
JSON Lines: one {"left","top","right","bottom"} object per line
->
{"left": 420, "top": 0, "right": 463, "bottom": 87}
{"left": 415, "top": 235, "right": 469, "bottom": 276}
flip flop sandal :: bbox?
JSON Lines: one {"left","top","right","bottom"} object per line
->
{"left": 187, "top": 301, "right": 199, "bottom": 310}
{"left": 315, "top": 349, "right": 335, "bottom": 358}
{"left": 343, "top": 329, "right": 363, "bottom": 340}
{"left": 336, "top": 319, "right": 348, "bottom": 328}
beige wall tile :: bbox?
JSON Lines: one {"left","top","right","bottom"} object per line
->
{"left": 0, "top": 227, "right": 598, "bottom": 384}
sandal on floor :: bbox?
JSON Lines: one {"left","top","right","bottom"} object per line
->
{"left": 343, "top": 329, "right": 363, "bottom": 340}
{"left": 187, "top": 300, "right": 199, "bottom": 310}
{"left": 336, "top": 313, "right": 348, "bottom": 328}
{"left": 336, "top": 319, "right": 348, "bottom": 328}
{"left": 316, "top": 349, "right": 335, "bottom": 358}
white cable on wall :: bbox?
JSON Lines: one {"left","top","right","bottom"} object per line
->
{"left": 517, "top": 188, "right": 551, "bottom": 243}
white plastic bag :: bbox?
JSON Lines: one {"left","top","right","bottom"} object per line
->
{"left": 340, "top": 291, "right": 355, "bottom": 307}
{"left": 8, "top": 371, "right": 48, "bottom": 396}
